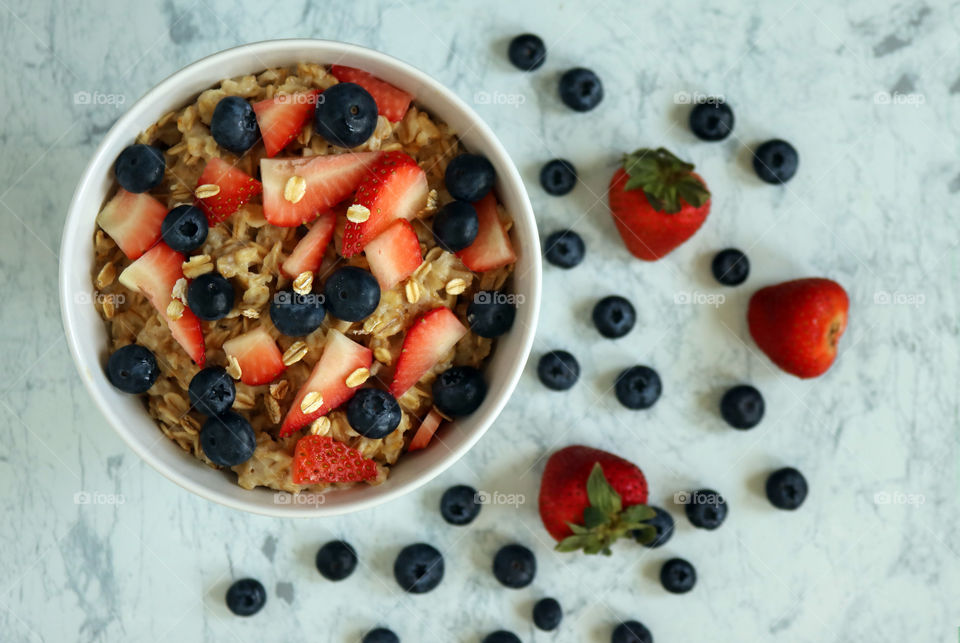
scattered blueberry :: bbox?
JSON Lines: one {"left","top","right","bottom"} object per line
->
{"left": 114, "top": 144, "right": 165, "bottom": 193}
{"left": 612, "top": 620, "right": 653, "bottom": 643}
{"left": 440, "top": 485, "right": 481, "bottom": 526}
{"left": 269, "top": 289, "right": 326, "bottom": 337}
{"left": 466, "top": 291, "right": 516, "bottom": 338}
{"left": 432, "top": 366, "right": 486, "bottom": 417}
{"left": 614, "top": 366, "right": 662, "bottom": 410}
{"left": 394, "top": 543, "right": 444, "bottom": 594}
{"left": 210, "top": 96, "right": 260, "bottom": 155}
{"left": 533, "top": 597, "right": 563, "bottom": 631}
{"left": 660, "top": 557, "right": 696, "bottom": 594}
{"left": 323, "top": 266, "right": 381, "bottom": 322}
{"left": 689, "top": 101, "right": 735, "bottom": 141}
{"left": 492, "top": 543, "right": 536, "bottom": 589}
{"left": 316, "top": 540, "right": 358, "bottom": 581}
{"left": 537, "top": 350, "right": 580, "bottom": 391}
{"left": 753, "top": 139, "right": 799, "bottom": 184}
{"left": 540, "top": 159, "right": 577, "bottom": 196}
{"left": 106, "top": 344, "right": 159, "bottom": 394}
{"left": 559, "top": 67, "right": 603, "bottom": 112}
{"left": 720, "top": 385, "right": 764, "bottom": 430}
{"left": 593, "top": 296, "right": 636, "bottom": 338}
{"left": 363, "top": 628, "right": 400, "bottom": 643}
{"left": 483, "top": 632, "right": 521, "bottom": 643}
{"left": 315, "top": 82, "right": 378, "bottom": 148}
{"left": 225, "top": 578, "right": 266, "bottom": 616}
{"left": 508, "top": 33, "right": 546, "bottom": 71}
{"left": 766, "top": 467, "right": 808, "bottom": 510}
{"left": 711, "top": 248, "right": 750, "bottom": 286}
{"left": 188, "top": 366, "right": 236, "bottom": 416}
{"left": 187, "top": 272, "right": 235, "bottom": 321}
{"left": 347, "top": 389, "right": 402, "bottom": 439}
{"left": 200, "top": 411, "right": 256, "bottom": 467}
{"left": 433, "top": 201, "right": 479, "bottom": 252}
{"left": 544, "top": 229, "right": 585, "bottom": 268}
{"left": 161, "top": 204, "right": 208, "bottom": 252}
{"left": 445, "top": 154, "right": 496, "bottom": 202}
{"left": 685, "top": 488, "right": 728, "bottom": 530}
{"left": 632, "top": 506, "right": 674, "bottom": 548}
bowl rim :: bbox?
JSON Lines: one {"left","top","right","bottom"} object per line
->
{"left": 59, "top": 38, "right": 541, "bottom": 517}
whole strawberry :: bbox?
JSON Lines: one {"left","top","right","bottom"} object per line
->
{"left": 608, "top": 147, "right": 711, "bottom": 261}
{"left": 538, "top": 445, "right": 655, "bottom": 555}
{"left": 748, "top": 278, "right": 849, "bottom": 378}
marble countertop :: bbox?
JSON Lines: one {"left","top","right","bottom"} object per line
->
{"left": 1, "top": 0, "right": 957, "bottom": 641}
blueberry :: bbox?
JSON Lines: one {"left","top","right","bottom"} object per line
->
{"left": 323, "top": 266, "right": 380, "bottom": 322}
{"left": 270, "top": 290, "right": 326, "bottom": 337}
{"left": 315, "top": 82, "right": 378, "bottom": 148}
{"left": 685, "top": 488, "right": 728, "bottom": 530}
{"left": 347, "top": 389, "right": 402, "bottom": 439}
{"left": 632, "top": 506, "right": 674, "bottom": 548}
{"left": 315, "top": 540, "right": 358, "bottom": 581}
{"left": 114, "top": 144, "right": 165, "bottom": 193}
{"left": 106, "top": 344, "right": 159, "bottom": 394}
{"left": 188, "top": 366, "right": 236, "bottom": 416}
{"left": 187, "top": 272, "right": 235, "bottom": 321}
{"left": 720, "top": 385, "right": 764, "bottom": 429}
{"left": 466, "top": 291, "right": 516, "bottom": 338}
{"left": 225, "top": 578, "right": 266, "bottom": 616}
{"left": 593, "top": 296, "right": 636, "bottom": 338}
{"left": 444, "top": 154, "right": 495, "bottom": 202}
{"left": 711, "top": 248, "right": 749, "bottom": 286}
{"left": 210, "top": 96, "right": 260, "bottom": 155}
{"left": 432, "top": 366, "right": 486, "bottom": 417}
{"left": 559, "top": 67, "right": 603, "bottom": 112}
{"left": 533, "top": 597, "right": 563, "bottom": 631}
{"left": 200, "top": 411, "right": 256, "bottom": 467}
{"left": 660, "top": 557, "right": 696, "bottom": 594}
{"left": 614, "top": 366, "right": 661, "bottom": 410}
{"left": 689, "top": 101, "right": 734, "bottom": 141}
{"left": 540, "top": 159, "right": 577, "bottom": 196}
{"left": 393, "top": 543, "right": 444, "bottom": 593}
{"left": 483, "top": 632, "right": 521, "bottom": 643}
{"left": 508, "top": 33, "right": 546, "bottom": 71}
{"left": 440, "top": 485, "right": 481, "bottom": 526}
{"left": 433, "top": 201, "right": 479, "bottom": 252}
{"left": 537, "top": 350, "right": 579, "bottom": 391}
{"left": 753, "top": 139, "right": 799, "bottom": 184}
{"left": 544, "top": 229, "right": 585, "bottom": 268}
{"left": 161, "top": 205, "right": 208, "bottom": 252}
{"left": 492, "top": 543, "right": 536, "bottom": 589}
{"left": 362, "top": 628, "right": 399, "bottom": 643}
{"left": 766, "top": 467, "right": 808, "bottom": 510}
{"left": 612, "top": 620, "right": 652, "bottom": 643}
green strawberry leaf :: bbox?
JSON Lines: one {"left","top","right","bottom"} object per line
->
{"left": 632, "top": 525, "right": 658, "bottom": 545}
{"left": 586, "top": 463, "right": 622, "bottom": 517}
{"left": 583, "top": 505, "right": 609, "bottom": 529}
{"left": 621, "top": 504, "right": 657, "bottom": 523}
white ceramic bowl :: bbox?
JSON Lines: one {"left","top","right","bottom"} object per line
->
{"left": 60, "top": 39, "right": 541, "bottom": 517}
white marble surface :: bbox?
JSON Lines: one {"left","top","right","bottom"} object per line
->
{"left": 2, "top": 0, "right": 958, "bottom": 641}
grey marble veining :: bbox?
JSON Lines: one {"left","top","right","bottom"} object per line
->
{"left": 1, "top": 0, "right": 959, "bottom": 641}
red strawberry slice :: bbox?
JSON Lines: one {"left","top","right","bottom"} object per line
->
{"left": 329, "top": 65, "right": 413, "bottom": 122}
{"left": 280, "top": 210, "right": 337, "bottom": 278}
{"left": 341, "top": 151, "right": 428, "bottom": 257}
{"left": 364, "top": 219, "right": 423, "bottom": 290}
{"left": 118, "top": 243, "right": 205, "bottom": 365}
{"left": 194, "top": 157, "right": 262, "bottom": 224}
{"left": 222, "top": 327, "right": 286, "bottom": 386}
{"left": 260, "top": 152, "right": 381, "bottom": 227}
{"left": 291, "top": 434, "right": 378, "bottom": 484}
{"left": 96, "top": 188, "right": 167, "bottom": 259}
{"left": 408, "top": 408, "right": 444, "bottom": 451}
{"left": 279, "top": 329, "right": 373, "bottom": 436}
{"left": 252, "top": 90, "right": 319, "bottom": 158}
{"left": 389, "top": 308, "right": 467, "bottom": 398}
{"left": 456, "top": 193, "right": 517, "bottom": 272}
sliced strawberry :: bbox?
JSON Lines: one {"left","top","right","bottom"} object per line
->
{"left": 96, "top": 188, "right": 167, "bottom": 260}
{"left": 194, "top": 157, "right": 262, "bottom": 224}
{"left": 252, "top": 90, "right": 319, "bottom": 158}
{"left": 261, "top": 152, "right": 381, "bottom": 227}
{"left": 389, "top": 308, "right": 467, "bottom": 398}
{"left": 291, "top": 434, "right": 378, "bottom": 484}
{"left": 364, "top": 219, "right": 423, "bottom": 290}
{"left": 456, "top": 193, "right": 517, "bottom": 272}
{"left": 279, "top": 329, "right": 373, "bottom": 436}
{"left": 341, "top": 151, "right": 428, "bottom": 257}
{"left": 118, "top": 243, "right": 205, "bottom": 365}
{"left": 280, "top": 210, "right": 337, "bottom": 278}
{"left": 408, "top": 408, "right": 444, "bottom": 451}
{"left": 329, "top": 65, "right": 413, "bottom": 122}
{"left": 221, "top": 327, "right": 286, "bottom": 387}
